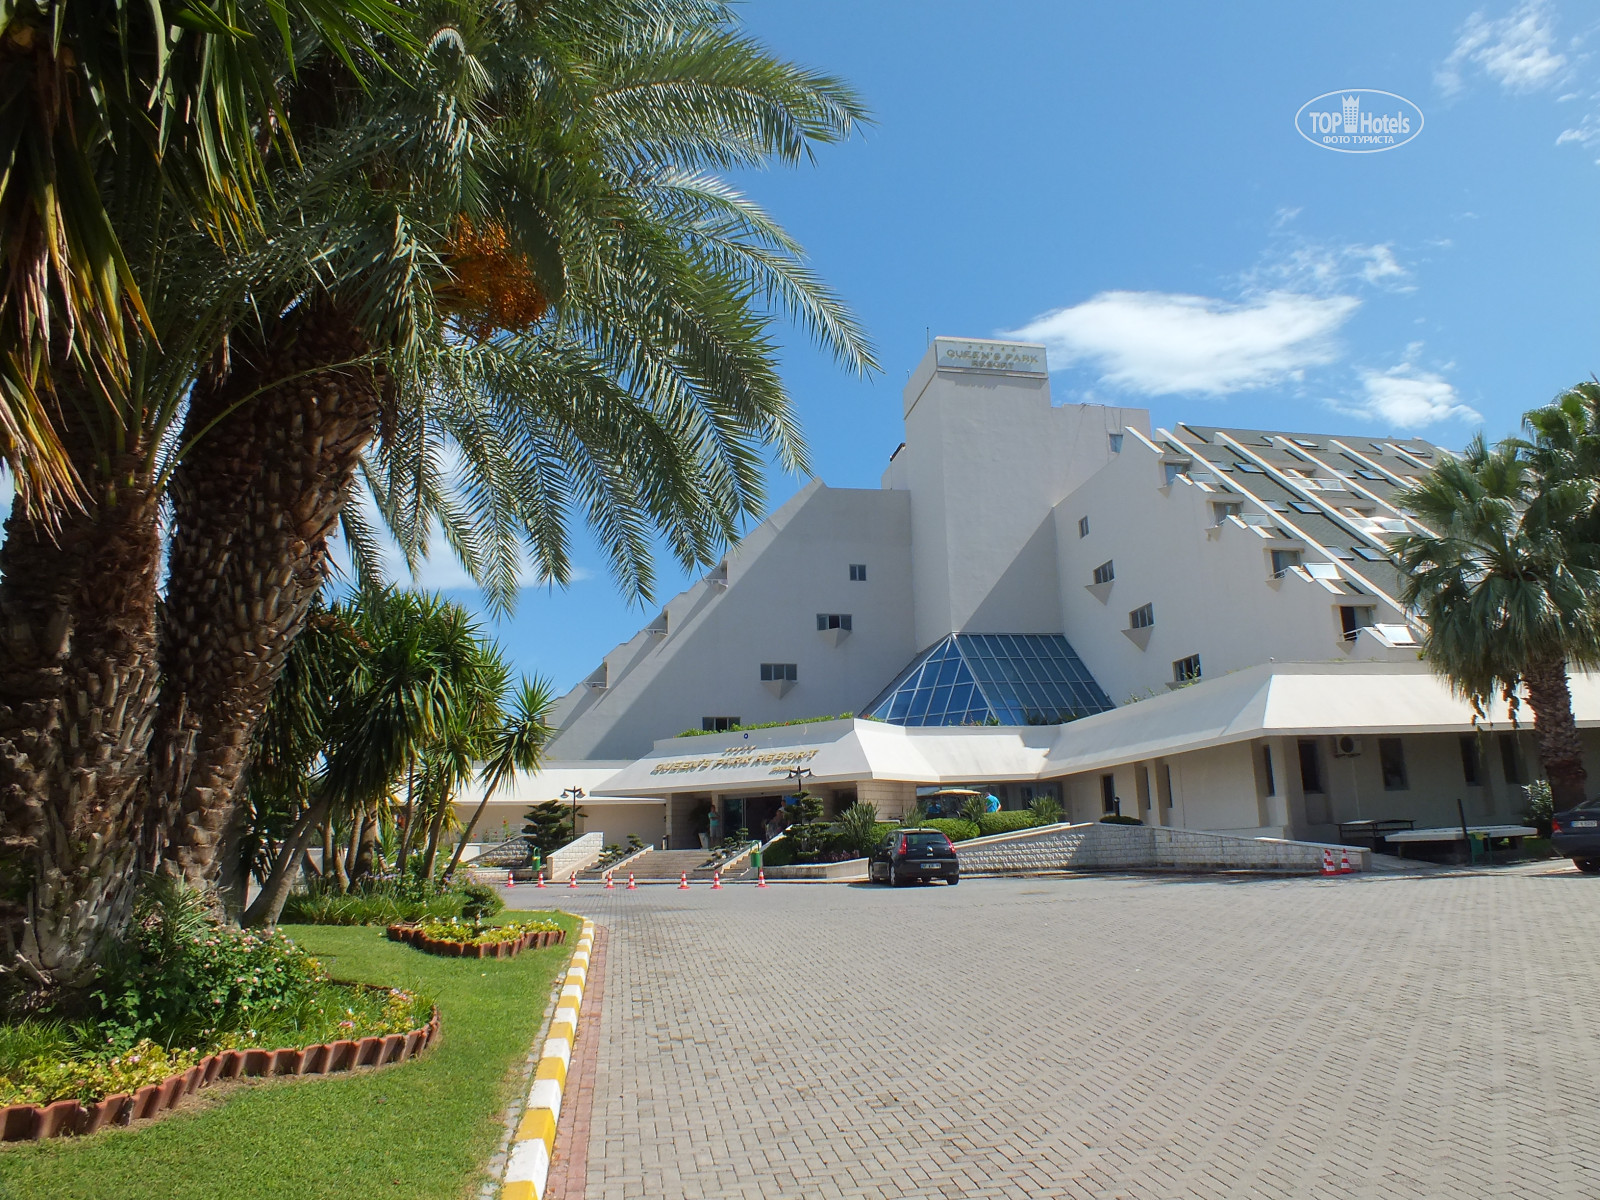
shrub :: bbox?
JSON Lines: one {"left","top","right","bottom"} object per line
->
{"left": 1028, "top": 795, "right": 1064, "bottom": 825}
{"left": 924, "top": 818, "right": 980, "bottom": 842}
{"left": 834, "top": 802, "right": 882, "bottom": 857}
{"left": 410, "top": 917, "right": 561, "bottom": 947}
{"left": 959, "top": 795, "right": 987, "bottom": 825}
{"left": 976, "top": 810, "right": 1039, "bottom": 837}
{"left": 1099, "top": 813, "right": 1144, "bottom": 825}
{"left": 93, "top": 879, "right": 326, "bottom": 1051}
{"left": 281, "top": 887, "right": 466, "bottom": 926}
{"left": 1523, "top": 779, "right": 1555, "bottom": 835}
{"left": 458, "top": 883, "right": 505, "bottom": 923}
{"left": 760, "top": 836, "right": 797, "bottom": 866}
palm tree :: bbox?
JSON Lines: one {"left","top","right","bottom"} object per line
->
{"left": 443, "top": 678, "right": 557, "bottom": 879}
{"left": 241, "top": 589, "right": 512, "bottom": 926}
{"left": 0, "top": 0, "right": 413, "bottom": 992}
{"left": 0, "top": 0, "right": 874, "bottom": 983}
{"left": 1393, "top": 432, "right": 1600, "bottom": 811}
{"left": 154, "top": 0, "right": 874, "bottom": 896}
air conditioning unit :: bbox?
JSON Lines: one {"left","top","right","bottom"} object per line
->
{"left": 1332, "top": 735, "right": 1363, "bottom": 757}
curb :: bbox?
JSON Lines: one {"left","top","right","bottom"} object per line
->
{"left": 500, "top": 918, "right": 594, "bottom": 1200}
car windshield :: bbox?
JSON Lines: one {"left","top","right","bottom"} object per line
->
{"left": 904, "top": 833, "right": 950, "bottom": 851}
{"left": 1574, "top": 798, "right": 1600, "bottom": 812}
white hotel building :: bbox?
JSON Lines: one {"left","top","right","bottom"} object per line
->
{"left": 458, "top": 339, "right": 1600, "bottom": 852}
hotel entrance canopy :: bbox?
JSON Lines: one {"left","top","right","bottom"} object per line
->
{"left": 596, "top": 717, "right": 1057, "bottom": 798}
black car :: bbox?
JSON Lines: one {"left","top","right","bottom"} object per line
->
{"left": 1552, "top": 799, "right": 1600, "bottom": 873}
{"left": 869, "top": 828, "right": 960, "bottom": 886}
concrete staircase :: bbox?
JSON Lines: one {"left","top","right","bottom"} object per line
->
{"left": 580, "top": 848, "right": 718, "bottom": 881}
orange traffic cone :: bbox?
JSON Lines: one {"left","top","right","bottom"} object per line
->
{"left": 1339, "top": 849, "right": 1352, "bottom": 874}
{"left": 678, "top": 872, "right": 690, "bottom": 890}
{"left": 1321, "top": 849, "right": 1336, "bottom": 875}
{"left": 568, "top": 873, "right": 578, "bottom": 889}
{"left": 711, "top": 871, "right": 722, "bottom": 890}
{"left": 605, "top": 873, "right": 615, "bottom": 890}
{"left": 505, "top": 871, "right": 515, "bottom": 889}
{"left": 627, "top": 873, "right": 637, "bottom": 890}
{"left": 536, "top": 872, "right": 546, "bottom": 888}
{"left": 757, "top": 870, "right": 768, "bottom": 888}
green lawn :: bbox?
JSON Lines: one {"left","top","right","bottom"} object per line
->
{"left": 0, "top": 909, "right": 579, "bottom": 1200}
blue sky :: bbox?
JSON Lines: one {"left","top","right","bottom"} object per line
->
{"left": 448, "top": 0, "right": 1600, "bottom": 692}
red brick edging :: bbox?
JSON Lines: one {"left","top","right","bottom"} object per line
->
{"left": 0, "top": 1006, "right": 441, "bottom": 1143}
{"left": 543, "top": 926, "right": 606, "bottom": 1200}
{"left": 386, "top": 923, "right": 565, "bottom": 959}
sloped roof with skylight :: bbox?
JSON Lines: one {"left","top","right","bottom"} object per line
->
{"left": 863, "top": 634, "right": 1113, "bottom": 727}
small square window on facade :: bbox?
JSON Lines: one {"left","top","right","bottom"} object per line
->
{"left": 1339, "top": 605, "right": 1375, "bottom": 641}
{"left": 849, "top": 563, "right": 867, "bottom": 581}
{"left": 1164, "top": 461, "right": 1190, "bottom": 485}
{"left": 816, "top": 613, "right": 853, "bottom": 631}
{"left": 1092, "top": 560, "right": 1115, "bottom": 585}
{"left": 1270, "top": 549, "right": 1302, "bottom": 577}
{"left": 1212, "top": 500, "right": 1242, "bottom": 525}
{"left": 1129, "top": 602, "right": 1154, "bottom": 629}
{"left": 702, "top": 716, "right": 741, "bottom": 732}
{"left": 1078, "top": 515, "right": 1090, "bottom": 538}
{"left": 1172, "top": 653, "right": 1202, "bottom": 683}
{"left": 759, "top": 662, "right": 798, "bottom": 682}
{"left": 1109, "top": 433, "right": 1124, "bottom": 453}
{"left": 1378, "top": 737, "right": 1409, "bottom": 790}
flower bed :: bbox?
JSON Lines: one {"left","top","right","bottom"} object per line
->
{"left": 0, "top": 1004, "right": 440, "bottom": 1143}
{"left": 386, "top": 918, "right": 565, "bottom": 959}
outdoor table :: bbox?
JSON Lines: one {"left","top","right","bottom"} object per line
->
{"left": 1382, "top": 825, "right": 1537, "bottom": 863}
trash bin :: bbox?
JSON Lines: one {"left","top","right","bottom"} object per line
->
{"left": 751, "top": 847, "right": 763, "bottom": 872}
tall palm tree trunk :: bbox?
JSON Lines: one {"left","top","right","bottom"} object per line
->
{"left": 243, "top": 796, "right": 330, "bottom": 927}
{"left": 0, "top": 446, "right": 163, "bottom": 990}
{"left": 1523, "top": 657, "right": 1589, "bottom": 809}
{"left": 155, "top": 309, "right": 382, "bottom": 890}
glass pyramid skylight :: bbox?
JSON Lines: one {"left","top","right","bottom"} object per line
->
{"left": 862, "top": 634, "right": 1112, "bottom": 727}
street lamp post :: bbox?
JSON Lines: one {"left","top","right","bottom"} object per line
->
{"left": 560, "top": 785, "right": 585, "bottom": 843}
{"left": 784, "top": 767, "right": 812, "bottom": 801}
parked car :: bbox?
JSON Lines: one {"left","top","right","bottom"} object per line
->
{"left": 869, "top": 829, "right": 960, "bottom": 886}
{"left": 1552, "top": 799, "right": 1600, "bottom": 873}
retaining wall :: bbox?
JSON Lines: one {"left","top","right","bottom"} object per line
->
{"left": 547, "top": 832, "right": 605, "bottom": 882}
{"left": 953, "top": 822, "right": 1368, "bottom": 876}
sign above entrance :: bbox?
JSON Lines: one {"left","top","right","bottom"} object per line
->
{"left": 934, "top": 339, "right": 1047, "bottom": 376}
{"left": 648, "top": 745, "right": 820, "bottom": 778}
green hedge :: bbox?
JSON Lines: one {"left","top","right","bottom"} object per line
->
{"left": 923, "top": 818, "right": 980, "bottom": 842}
{"left": 976, "top": 810, "right": 1040, "bottom": 837}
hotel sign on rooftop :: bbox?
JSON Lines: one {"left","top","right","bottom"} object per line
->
{"left": 934, "top": 339, "right": 1047, "bottom": 376}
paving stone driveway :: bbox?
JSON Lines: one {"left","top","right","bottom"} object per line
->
{"left": 523, "top": 870, "right": 1600, "bottom": 1199}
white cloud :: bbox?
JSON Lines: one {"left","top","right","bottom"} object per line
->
{"left": 1005, "top": 290, "right": 1359, "bottom": 397}
{"left": 1335, "top": 364, "right": 1482, "bottom": 429}
{"left": 1248, "top": 241, "right": 1411, "bottom": 294}
{"left": 1438, "top": 1, "right": 1568, "bottom": 95}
